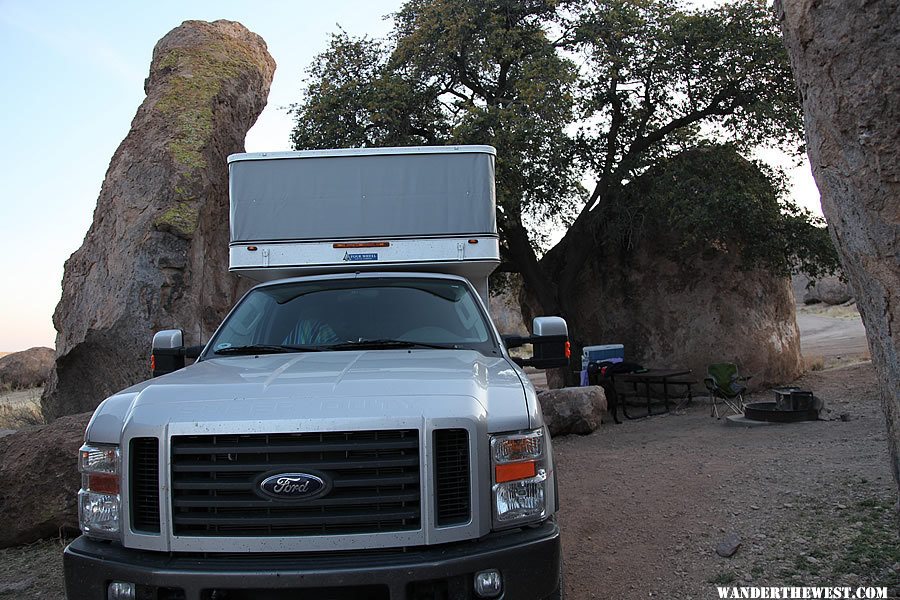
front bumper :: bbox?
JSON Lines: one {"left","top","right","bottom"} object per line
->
{"left": 64, "top": 519, "right": 561, "bottom": 600}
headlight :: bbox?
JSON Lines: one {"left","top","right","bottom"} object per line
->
{"left": 78, "top": 444, "right": 120, "bottom": 539}
{"left": 490, "top": 429, "right": 549, "bottom": 528}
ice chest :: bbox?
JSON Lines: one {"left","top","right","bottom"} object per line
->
{"left": 581, "top": 344, "right": 624, "bottom": 369}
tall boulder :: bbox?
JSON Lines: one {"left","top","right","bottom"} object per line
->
{"left": 776, "top": 1, "right": 900, "bottom": 495}
{"left": 42, "top": 21, "right": 276, "bottom": 420}
{"left": 489, "top": 275, "right": 529, "bottom": 336}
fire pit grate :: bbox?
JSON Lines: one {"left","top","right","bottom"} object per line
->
{"left": 743, "top": 401, "right": 819, "bottom": 423}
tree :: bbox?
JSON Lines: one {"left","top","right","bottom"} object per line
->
{"left": 290, "top": 0, "right": 833, "bottom": 336}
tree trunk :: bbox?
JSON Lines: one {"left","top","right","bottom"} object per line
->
{"left": 777, "top": 0, "right": 900, "bottom": 499}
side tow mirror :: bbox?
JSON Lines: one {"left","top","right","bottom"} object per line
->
{"left": 504, "top": 316, "right": 571, "bottom": 370}
{"left": 151, "top": 329, "right": 204, "bottom": 378}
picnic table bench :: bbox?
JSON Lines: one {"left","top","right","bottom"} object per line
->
{"left": 617, "top": 369, "right": 698, "bottom": 418}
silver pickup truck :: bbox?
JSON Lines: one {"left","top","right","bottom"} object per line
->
{"left": 64, "top": 147, "right": 569, "bottom": 600}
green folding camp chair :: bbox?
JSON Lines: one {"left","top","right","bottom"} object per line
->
{"left": 704, "top": 363, "right": 749, "bottom": 419}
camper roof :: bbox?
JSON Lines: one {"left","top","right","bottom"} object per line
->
{"left": 228, "top": 145, "right": 496, "bottom": 163}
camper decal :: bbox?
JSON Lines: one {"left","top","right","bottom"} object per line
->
{"left": 343, "top": 252, "right": 378, "bottom": 262}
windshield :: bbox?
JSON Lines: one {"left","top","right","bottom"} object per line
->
{"left": 205, "top": 277, "right": 498, "bottom": 356}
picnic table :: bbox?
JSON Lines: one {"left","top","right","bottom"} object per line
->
{"left": 617, "top": 369, "right": 697, "bottom": 418}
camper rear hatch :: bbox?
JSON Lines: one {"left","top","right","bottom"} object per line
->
{"left": 227, "top": 146, "right": 499, "bottom": 289}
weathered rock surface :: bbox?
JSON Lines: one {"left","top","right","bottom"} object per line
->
{"left": 0, "top": 347, "right": 53, "bottom": 389}
{"left": 42, "top": 21, "right": 275, "bottom": 420}
{"left": 538, "top": 386, "right": 607, "bottom": 436}
{"left": 530, "top": 148, "right": 804, "bottom": 391}
{"left": 531, "top": 239, "right": 802, "bottom": 392}
{"left": 715, "top": 532, "right": 742, "bottom": 558}
{"left": 802, "top": 276, "right": 854, "bottom": 305}
{"left": 562, "top": 249, "right": 801, "bottom": 389}
{"left": 489, "top": 275, "right": 529, "bottom": 336}
{"left": 777, "top": 0, "right": 900, "bottom": 495}
{"left": 0, "top": 412, "right": 91, "bottom": 548}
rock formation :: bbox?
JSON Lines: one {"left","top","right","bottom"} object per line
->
{"left": 530, "top": 147, "right": 803, "bottom": 389}
{"left": 0, "top": 347, "right": 54, "bottom": 389}
{"left": 794, "top": 274, "right": 854, "bottom": 306}
{"left": 538, "top": 386, "right": 607, "bottom": 436}
{"left": 0, "top": 412, "right": 91, "bottom": 548}
{"left": 547, "top": 247, "right": 802, "bottom": 389}
{"left": 42, "top": 21, "right": 275, "bottom": 420}
{"left": 489, "top": 275, "right": 529, "bottom": 336}
{"left": 777, "top": 1, "right": 900, "bottom": 495}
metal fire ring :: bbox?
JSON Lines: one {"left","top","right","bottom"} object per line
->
{"left": 743, "top": 401, "right": 819, "bottom": 423}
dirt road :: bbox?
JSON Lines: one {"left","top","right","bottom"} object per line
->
{"left": 796, "top": 306, "right": 869, "bottom": 361}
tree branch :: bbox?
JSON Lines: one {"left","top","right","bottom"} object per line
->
{"left": 622, "top": 86, "right": 738, "bottom": 162}
{"left": 450, "top": 51, "right": 494, "bottom": 103}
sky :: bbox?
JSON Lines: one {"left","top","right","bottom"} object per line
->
{"left": 0, "top": 0, "right": 822, "bottom": 353}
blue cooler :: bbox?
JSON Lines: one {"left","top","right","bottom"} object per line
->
{"left": 581, "top": 344, "right": 624, "bottom": 370}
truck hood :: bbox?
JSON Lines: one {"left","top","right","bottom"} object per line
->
{"left": 86, "top": 350, "right": 541, "bottom": 443}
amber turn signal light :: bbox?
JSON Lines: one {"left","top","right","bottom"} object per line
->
{"left": 495, "top": 461, "right": 537, "bottom": 483}
{"left": 87, "top": 473, "right": 119, "bottom": 494}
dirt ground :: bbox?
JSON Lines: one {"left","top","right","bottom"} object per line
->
{"left": 556, "top": 362, "right": 899, "bottom": 599}
{"left": 796, "top": 303, "right": 870, "bottom": 368}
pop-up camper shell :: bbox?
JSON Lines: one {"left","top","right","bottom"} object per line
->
{"left": 227, "top": 145, "right": 500, "bottom": 301}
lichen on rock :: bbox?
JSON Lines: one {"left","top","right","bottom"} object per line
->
{"left": 153, "top": 201, "right": 200, "bottom": 238}
{"left": 42, "top": 20, "right": 276, "bottom": 420}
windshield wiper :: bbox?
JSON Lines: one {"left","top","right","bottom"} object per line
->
{"left": 213, "top": 344, "right": 322, "bottom": 355}
{"left": 323, "top": 339, "right": 458, "bottom": 351}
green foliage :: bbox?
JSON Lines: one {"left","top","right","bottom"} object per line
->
{"left": 289, "top": 0, "right": 836, "bottom": 289}
{"left": 610, "top": 145, "right": 840, "bottom": 277}
{"left": 290, "top": 1, "right": 582, "bottom": 247}
{"left": 566, "top": 0, "right": 803, "bottom": 199}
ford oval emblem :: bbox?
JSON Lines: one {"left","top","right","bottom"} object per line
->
{"left": 259, "top": 473, "right": 327, "bottom": 501}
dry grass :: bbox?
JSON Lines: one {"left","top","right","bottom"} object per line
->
{"left": 797, "top": 302, "right": 862, "bottom": 320}
{"left": 803, "top": 354, "right": 826, "bottom": 372}
{"left": 0, "top": 537, "right": 68, "bottom": 599}
{"left": 0, "top": 402, "right": 45, "bottom": 429}
{"left": 0, "top": 386, "right": 45, "bottom": 429}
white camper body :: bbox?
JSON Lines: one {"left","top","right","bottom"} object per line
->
{"left": 227, "top": 146, "right": 500, "bottom": 302}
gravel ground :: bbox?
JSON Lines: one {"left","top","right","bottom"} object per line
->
{"left": 0, "top": 363, "right": 896, "bottom": 600}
